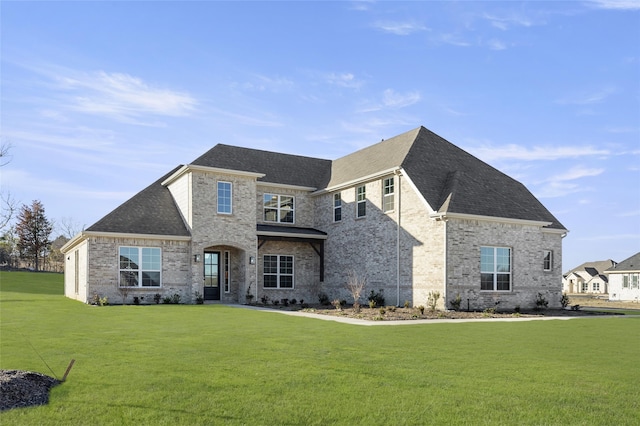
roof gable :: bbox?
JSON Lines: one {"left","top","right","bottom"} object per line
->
{"left": 86, "top": 166, "right": 190, "bottom": 237}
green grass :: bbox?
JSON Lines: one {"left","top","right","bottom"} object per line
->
{"left": 1, "top": 271, "right": 639, "bottom": 425}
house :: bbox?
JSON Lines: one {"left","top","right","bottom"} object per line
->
{"left": 606, "top": 252, "right": 640, "bottom": 302}
{"left": 562, "top": 260, "right": 616, "bottom": 295}
{"left": 61, "top": 126, "right": 567, "bottom": 310}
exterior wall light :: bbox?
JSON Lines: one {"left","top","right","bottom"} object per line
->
{"left": 249, "top": 256, "right": 256, "bottom": 265}
{"left": 193, "top": 254, "right": 201, "bottom": 263}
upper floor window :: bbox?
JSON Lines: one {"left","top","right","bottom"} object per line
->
{"left": 481, "top": 246, "right": 511, "bottom": 291}
{"left": 543, "top": 250, "right": 553, "bottom": 271}
{"left": 356, "top": 185, "right": 366, "bottom": 218}
{"left": 383, "top": 177, "right": 394, "bottom": 212}
{"left": 119, "top": 247, "right": 161, "bottom": 287}
{"left": 334, "top": 193, "right": 342, "bottom": 222}
{"left": 217, "top": 181, "right": 232, "bottom": 214}
{"left": 264, "top": 194, "right": 294, "bottom": 223}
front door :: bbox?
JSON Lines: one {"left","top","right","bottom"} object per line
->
{"left": 204, "top": 251, "right": 221, "bottom": 301}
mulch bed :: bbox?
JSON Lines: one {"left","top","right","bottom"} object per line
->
{"left": 0, "top": 370, "right": 60, "bottom": 412}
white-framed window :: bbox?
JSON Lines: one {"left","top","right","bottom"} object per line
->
{"left": 217, "top": 181, "right": 232, "bottom": 214}
{"left": 223, "top": 251, "right": 230, "bottom": 293}
{"left": 593, "top": 282, "right": 600, "bottom": 292}
{"left": 481, "top": 246, "right": 511, "bottom": 291}
{"left": 264, "top": 194, "right": 294, "bottom": 223}
{"left": 383, "top": 177, "right": 394, "bottom": 212}
{"left": 263, "top": 255, "right": 294, "bottom": 289}
{"left": 631, "top": 274, "right": 640, "bottom": 289}
{"left": 356, "top": 185, "right": 366, "bottom": 218}
{"left": 582, "top": 282, "right": 588, "bottom": 292}
{"left": 334, "top": 193, "right": 342, "bottom": 222}
{"left": 119, "top": 247, "right": 161, "bottom": 287}
{"left": 623, "top": 275, "right": 629, "bottom": 288}
{"left": 543, "top": 250, "right": 553, "bottom": 271}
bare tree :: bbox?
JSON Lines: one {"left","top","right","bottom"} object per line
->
{"left": 57, "top": 216, "right": 82, "bottom": 239}
{"left": 345, "top": 270, "right": 367, "bottom": 313}
{"left": 0, "top": 141, "right": 17, "bottom": 231}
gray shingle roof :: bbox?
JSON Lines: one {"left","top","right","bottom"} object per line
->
{"left": 191, "top": 144, "right": 332, "bottom": 189}
{"left": 86, "top": 166, "right": 190, "bottom": 236}
{"left": 86, "top": 125, "right": 566, "bottom": 235}
{"left": 564, "top": 259, "right": 617, "bottom": 276}
{"left": 606, "top": 252, "right": 640, "bottom": 272}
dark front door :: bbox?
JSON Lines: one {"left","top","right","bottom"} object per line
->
{"left": 204, "top": 251, "right": 221, "bottom": 301}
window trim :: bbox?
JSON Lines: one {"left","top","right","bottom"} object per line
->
{"left": 356, "top": 185, "right": 366, "bottom": 218}
{"left": 333, "top": 193, "right": 342, "bottom": 222}
{"left": 383, "top": 177, "right": 395, "bottom": 213}
{"left": 263, "top": 193, "right": 295, "bottom": 224}
{"left": 223, "top": 251, "right": 230, "bottom": 293}
{"left": 217, "top": 181, "right": 233, "bottom": 215}
{"left": 119, "top": 246, "right": 162, "bottom": 288}
{"left": 480, "top": 246, "right": 512, "bottom": 292}
{"left": 543, "top": 250, "right": 553, "bottom": 271}
{"left": 263, "top": 254, "right": 294, "bottom": 289}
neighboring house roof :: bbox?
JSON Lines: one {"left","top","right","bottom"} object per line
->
{"left": 564, "top": 260, "right": 617, "bottom": 277}
{"left": 86, "top": 166, "right": 191, "bottom": 237}
{"left": 84, "top": 126, "right": 566, "bottom": 236}
{"left": 606, "top": 252, "right": 640, "bottom": 273}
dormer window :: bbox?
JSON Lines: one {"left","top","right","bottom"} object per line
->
{"left": 264, "top": 194, "right": 294, "bottom": 223}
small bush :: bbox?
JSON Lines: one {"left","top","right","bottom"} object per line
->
{"left": 318, "top": 292, "right": 330, "bottom": 305}
{"left": 133, "top": 296, "right": 140, "bottom": 305}
{"left": 379, "top": 307, "right": 386, "bottom": 315}
{"left": 281, "top": 298, "right": 289, "bottom": 307}
{"left": 261, "top": 295, "right": 270, "bottom": 305}
{"left": 387, "top": 305, "right": 396, "bottom": 312}
{"left": 449, "top": 293, "right": 462, "bottom": 311}
{"left": 368, "top": 289, "right": 385, "bottom": 307}
{"left": 534, "top": 292, "right": 549, "bottom": 311}
{"left": 153, "top": 293, "right": 161, "bottom": 304}
{"left": 404, "top": 300, "right": 410, "bottom": 308}
{"left": 290, "top": 298, "right": 297, "bottom": 305}
{"left": 369, "top": 299, "right": 377, "bottom": 309}
{"left": 427, "top": 291, "right": 440, "bottom": 312}
{"left": 194, "top": 291, "right": 204, "bottom": 304}
{"left": 560, "top": 293, "right": 570, "bottom": 308}
{"left": 272, "top": 299, "right": 280, "bottom": 306}
{"left": 416, "top": 305, "right": 425, "bottom": 315}
{"left": 332, "top": 299, "right": 342, "bottom": 311}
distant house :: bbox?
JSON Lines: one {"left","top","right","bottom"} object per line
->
{"left": 606, "top": 252, "right": 640, "bottom": 302}
{"left": 61, "top": 126, "right": 567, "bottom": 310}
{"left": 562, "top": 260, "right": 616, "bottom": 295}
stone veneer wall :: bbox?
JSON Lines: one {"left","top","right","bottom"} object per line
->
{"left": 445, "top": 219, "right": 564, "bottom": 310}
{"left": 256, "top": 240, "right": 320, "bottom": 305}
{"left": 189, "top": 170, "right": 258, "bottom": 299}
{"left": 314, "top": 173, "right": 446, "bottom": 307}
{"left": 85, "top": 236, "right": 191, "bottom": 304}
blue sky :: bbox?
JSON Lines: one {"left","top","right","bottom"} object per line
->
{"left": 1, "top": 1, "right": 638, "bottom": 270}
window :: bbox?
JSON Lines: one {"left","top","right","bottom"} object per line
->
{"left": 264, "top": 194, "right": 294, "bottom": 223}
{"left": 263, "top": 255, "right": 294, "bottom": 289}
{"left": 217, "top": 181, "right": 232, "bottom": 214}
{"left": 593, "top": 282, "right": 600, "bottom": 292}
{"left": 333, "top": 193, "right": 342, "bottom": 222}
{"left": 543, "top": 250, "right": 553, "bottom": 271}
{"left": 582, "top": 282, "right": 588, "bottom": 292}
{"left": 119, "top": 247, "right": 161, "bottom": 287}
{"left": 633, "top": 274, "right": 640, "bottom": 289}
{"left": 223, "top": 251, "right": 230, "bottom": 293}
{"left": 627, "top": 273, "right": 640, "bottom": 289}
{"left": 383, "top": 177, "right": 394, "bottom": 212}
{"left": 480, "top": 246, "right": 511, "bottom": 291}
{"left": 356, "top": 185, "right": 366, "bottom": 218}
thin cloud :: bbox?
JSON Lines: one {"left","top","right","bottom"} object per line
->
{"left": 234, "top": 74, "right": 294, "bottom": 92}
{"left": 483, "top": 12, "right": 535, "bottom": 30}
{"left": 548, "top": 165, "right": 605, "bottom": 182}
{"left": 555, "top": 86, "right": 617, "bottom": 105}
{"left": 487, "top": 39, "right": 508, "bottom": 50}
{"left": 382, "top": 89, "right": 421, "bottom": 109}
{"left": 57, "top": 71, "right": 197, "bottom": 121}
{"left": 587, "top": 0, "right": 640, "bottom": 10}
{"left": 372, "top": 21, "right": 428, "bottom": 36}
{"left": 468, "top": 143, "right": 610, "bottom": 161}
{"left": 326, "top": 72, "right": 364, "bottom": 89}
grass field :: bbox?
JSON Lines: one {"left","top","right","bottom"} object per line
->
{"left": 1, "top": 271, "right": 638, "bottom": 425}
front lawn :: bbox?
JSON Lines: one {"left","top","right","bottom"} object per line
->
{"left": 1, "top": 271, "right": 638, "bottom": 425}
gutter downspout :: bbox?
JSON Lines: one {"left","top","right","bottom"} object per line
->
{"left": 442, "top": 217, "right": 447, "bottom": 310}
{"left": 396, "top": 171, "right": 402, "bottom": 307}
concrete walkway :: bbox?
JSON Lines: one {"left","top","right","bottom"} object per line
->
{"left": 225, "top": 304, "right": 635, "bottom": 326}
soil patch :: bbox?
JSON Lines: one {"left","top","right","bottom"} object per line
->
{"left": 0, "top": 370, "right": 60, "bottom": 412}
